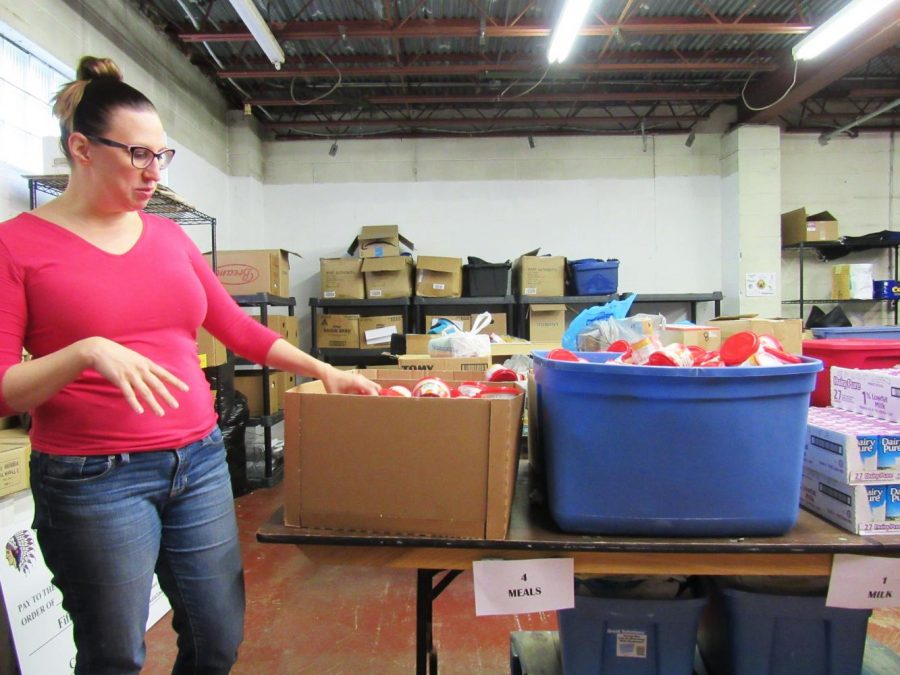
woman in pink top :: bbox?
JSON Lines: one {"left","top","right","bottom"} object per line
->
{"left": 0, "top": 55, "right": 378, "bottom": 675}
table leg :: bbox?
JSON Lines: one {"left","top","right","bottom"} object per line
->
{"left": 416, "top": 569, "right": 463, "bottom": 675}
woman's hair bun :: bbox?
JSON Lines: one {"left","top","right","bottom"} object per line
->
{"left": 76, "top": 56, "right": 123, "bottom": 82}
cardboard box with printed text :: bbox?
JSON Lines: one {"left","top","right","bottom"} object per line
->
{"left": 514, "top": 250, "right": 566, "bottom": 296}
{"left": 205, "top": 249, "right": 299, "bottom": 296}
{"left": 320, "top": 258, "right": 365, "bottom": 299}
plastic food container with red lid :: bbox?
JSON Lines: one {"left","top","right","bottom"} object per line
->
{"left": 802, "top": 338, "right": 900, "bottom": 407}
{"left": 532, "top": 350, "right": 822, "bottom": 536}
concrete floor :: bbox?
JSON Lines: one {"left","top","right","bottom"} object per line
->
{"left": 140, "top": 481, "right": 900, "bottom": 674}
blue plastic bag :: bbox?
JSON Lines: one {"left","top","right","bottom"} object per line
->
{"left": 561, "top": 294, "right": 637, "bottom": 350}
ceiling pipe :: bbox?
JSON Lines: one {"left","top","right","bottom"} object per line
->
{"left": 818, "top": 98, "right": 900, "bottom": 145}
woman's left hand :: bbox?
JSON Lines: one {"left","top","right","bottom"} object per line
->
{"left": 321, "top": 366, "right": 381, "bottom": 396}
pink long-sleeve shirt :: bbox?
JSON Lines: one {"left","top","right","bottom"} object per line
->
{"left": 0, "top": 211, "right": 281, "bottom": 455}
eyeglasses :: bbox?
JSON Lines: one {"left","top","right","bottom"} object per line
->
{"left": 86, "top": 135, "right": 176, "bottom": 170}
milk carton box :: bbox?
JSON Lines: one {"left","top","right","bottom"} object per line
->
{"left": 800, "top": 467, "right": 900, "bottom": 535}
{"left": 804, "top": 407, "right": 900, "bottom": 483}
{"left": 831, "top": 366, "right": 900, "bottom": 422}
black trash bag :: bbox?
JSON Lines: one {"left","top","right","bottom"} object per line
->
{"left": 806, "top": 305, "right": 852, "bottom": 329}
{"left": 220, "top": 390, "right": 251, "bottom": 497}
{"left": 816, "top": 231, "right": 900, "bottom": 261}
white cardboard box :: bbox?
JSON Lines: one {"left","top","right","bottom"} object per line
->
{"left": 831, "top": 366, "right": 900, "bottom": 422}
{"left": 804, "top": 407, "right": 900, "bottom": 484}
{"left": 800, "top": 468, "right": 900, "bottom": 535}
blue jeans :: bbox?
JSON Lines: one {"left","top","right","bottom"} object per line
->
{"left": 30, "top": 427, "right": 244, "bottom": 675}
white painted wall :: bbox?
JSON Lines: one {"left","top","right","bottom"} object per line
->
{"left": 265, "top": 134, "right": 724, "bottom": 346}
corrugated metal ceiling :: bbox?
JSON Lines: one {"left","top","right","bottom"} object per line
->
{"left": 130, "top": 0, "right": 899, "bottom": 139}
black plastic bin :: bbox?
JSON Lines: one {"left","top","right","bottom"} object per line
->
{"left": 464, "top": 257, "right": 511, "bottom": 296}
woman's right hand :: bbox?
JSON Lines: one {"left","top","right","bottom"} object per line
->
{"left": 81, "top": 337, "right": 189, "bottom": 415}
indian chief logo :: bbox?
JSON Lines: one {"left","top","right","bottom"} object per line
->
{"left": 218, "top": 264, "right": 259, "bottom": 285}
{"left": 5, "top": 530, "right": 37, "bottom": 575}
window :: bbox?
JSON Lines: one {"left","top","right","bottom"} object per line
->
{"left": 0, "top": 34, "right": 69, "bottom": 173}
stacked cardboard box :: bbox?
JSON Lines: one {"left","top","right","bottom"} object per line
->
{"left": 347, "top": 226, "right": 415, "bottom": 299}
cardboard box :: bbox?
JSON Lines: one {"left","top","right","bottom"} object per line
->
{"left": 710, "top": 316, "right": 803, "bottom": 354}
{"left": 320, "top": 258, "right": 365, "bottom": 299}
{"left": 235, "top": 371, "right": 277, "bottom": 416}
{"left": 206, "top": 249, "right": 298, "bottom": 296}
{"left": 359, "top": 315, "right": 404, "bottom": 349}
{"left": 282, "top": 376, "right": 524, "bottom": 538}
{"left": 660, "top": 325, "right": 721, "bottom": 350}
{"left": 781, "top": 208, "right": 840, "bottom": 246}
{"left": 402, "top": 334, "right": 434, "bottom": 355}
{"left": 528, "top": 304, "right": 566, "bottom": 343}
{"left": 805, "top": 407, "right": 900, "bottom": 484}
{"left": 397, "top": 355, "right": 491, "bottom": 372}
{"left": 425, "top": 315, "right": 471, "bottom": 332}
{"left": 415, "top": 256, "right": 463, "bottom": 298}
{"left": 473, "top": 313, "right": 507, "bottom": 336}
{"left": 317, "top": 314, "right": 360, "bottom": 349}
{"left": 0, "top": 442, "right": 29, "bottom": 499}
{"left": 832, "top": 264, "right": 873, "bottom": 300}
{"left": 831, "top": 366, "right": 900, "bottom": 423}
{"left": 254, "top": 315, "right": 299, "bottom": 346}
{"left": 197, "top": 327, "right": 228, "bottom": 367}
{"left": 235, "top": 371, "right": 296, "bottom": 416}
{"left": 362, "top": 256, "right": 414, "bottom": 299}
{"left": 800, "top": 468, "right": 900, "bottom": 535}
{"left": 347, "top": 225, "right": 414, "bottom": 259}
{"left": 514, "top": 251, "right": 566, "bottom": 296}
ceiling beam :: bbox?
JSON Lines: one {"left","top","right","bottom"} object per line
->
{"left": 265, "top": 115, "right": 703, "bottom": 129}
{"left": 248, "top": 91, "right": 739, "bottom": 107}
{"left": 178, "top": 17, "right": 812, "bottom": 42}
{"left": 219, "top": 60, "right": 776, "bottom": 79}
{"left": 740, "top": 8, "right": 900, "bottom": 124}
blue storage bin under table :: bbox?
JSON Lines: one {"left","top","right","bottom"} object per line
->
{"left": 532, "top": 351, "right": 822, "bottom": 536}
{"left": 811, "top": 325, "right": 900, "bottom": 340}
{"left": 558, "top": 592, "right": 706, "bottom": 675}
{"left": 701, "top": 586, "right": 872, "bottom": 675}
{"left": 568, "top": 258, "right": 619, "bottom": 295}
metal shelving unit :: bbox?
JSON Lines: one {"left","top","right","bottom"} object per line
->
{"left": 413, "top": 295, "right": 516, "bottom": 334}
{"left": 782, "top": 241, "right": 899, "bottom": 325}
{"left": 309, "top": 297, "right": 412, "bottom": 366}
{"left": 516, "top": 292, "right": 723, "bottom": 338}
{"left": 27, "top": 174, "right": 218, "bottom": 269}
{"left": 233, "top": 293, "right": 296, "bottom": 489}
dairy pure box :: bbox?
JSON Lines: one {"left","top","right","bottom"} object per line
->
{"left": 804, "top": 407, "right": 900, "bottom": 484}
{"left": 830, "top": 366, "right": 900, "bottom": 422}
{"left": 801, "top": 467, "right": 900, "bottom": 535}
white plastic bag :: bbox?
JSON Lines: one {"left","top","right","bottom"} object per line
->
{"left": 428, "top": 312, "right": 492, "bottom": 357}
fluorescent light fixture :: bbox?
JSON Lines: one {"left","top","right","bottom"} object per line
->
{"left": 547, "top": 0, "right": 594, "bottom": 64}
{"left": 792, "top": 0, "right": 897, "bottom": 61}
{"left": 228, "top": 0, "right": 285, "bottom": 70}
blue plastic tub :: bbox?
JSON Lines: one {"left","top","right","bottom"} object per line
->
{"left": 569, "top": 259, "right": 619, "bottom": 295}
{"left": 558, "top": 593, "right": 707, "bottom": 675}
{"left": 811, "top": 325, "right": 900, "bottom": 340}
{"left": 712, "top": 587, "right": 871, "bottom": 675}
{"left": 532, "top": 351, "right": 823, "bottom": 536}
